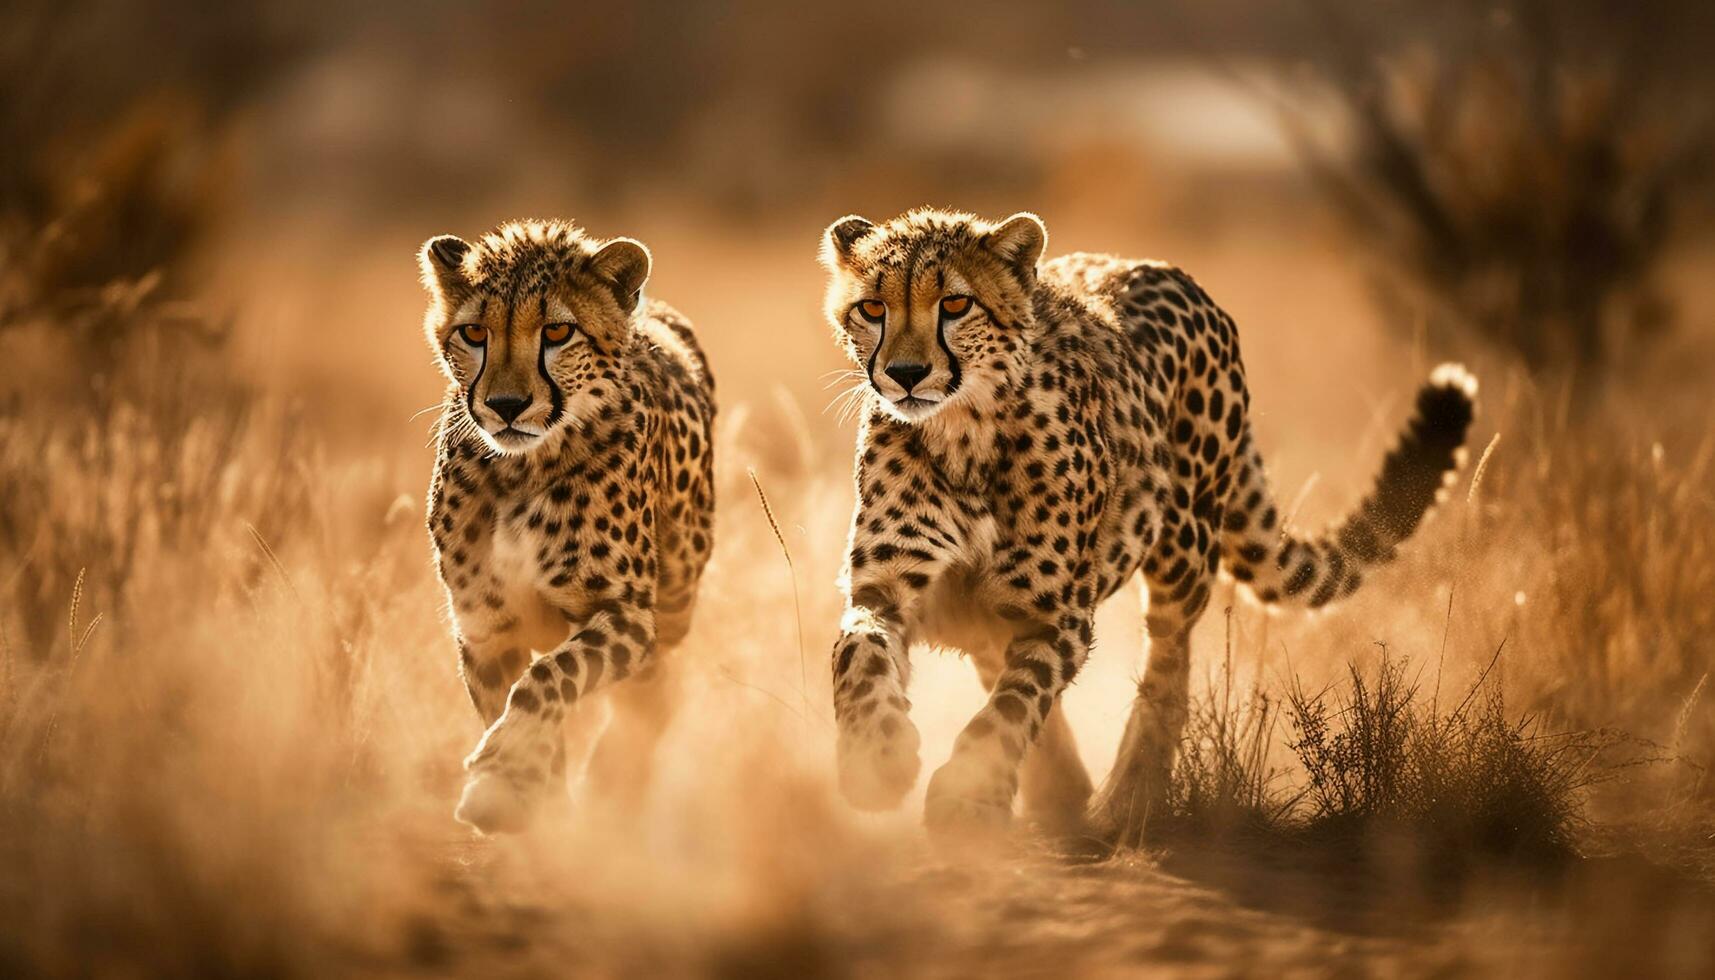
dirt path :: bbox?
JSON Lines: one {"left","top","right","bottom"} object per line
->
{"left": 382, "top": 826, "right": 1714, "bottom": 979}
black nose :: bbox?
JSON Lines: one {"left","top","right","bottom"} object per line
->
{"left": 484, "top": 394, "right": 532, "bottom": 424}
{"left": 884, "top": 361, "right": 931, "bottom": 394}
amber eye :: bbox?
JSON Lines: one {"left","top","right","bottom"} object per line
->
{"left": 940, "top": 296, "right": 972, "bottom": 318}
{"left": 457, "top": 324, "right": 488, "bottom": 346}
{"left": 858, "top": 300, "right": 886, "bottom": 323}
{"left": 543, "top": 322, "right": 575, "bottom": 345}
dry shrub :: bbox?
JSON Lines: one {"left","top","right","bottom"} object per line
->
{"left": 1287, "top": 657, "right": 1418, "bottom": 832}
{"left": 1289, "top": 0, "right": 1713, "bottom": 377}
{"left": 1162, "top": 671, "right": 1297, "bottom": 841}
{"left": 1286, "top": 655, "right": 1608, "bottom": 867}
{"left": 0, "top": 7, "right": 274, "bottom": 663}
{"left": 1162, "top": 648, "right": 1608, "bottom": 874}
{"left": 0, "top": 61, "right": 445, "bottom": 973}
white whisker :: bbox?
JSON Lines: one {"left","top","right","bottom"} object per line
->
{"left": 825, "top": 376, "right": 871, "bottom": 426}
{"left": 407, "top": 402, "right": 445, "bottom": 423}
{"left": 820, "top": 367, "right": 865, "bottom": 387}
{"left": 824, "top": 377, "right": 870, "bottom": 424}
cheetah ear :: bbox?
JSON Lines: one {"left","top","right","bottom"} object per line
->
{"left": 982, "top": 212, "right": 1047, "bottom": 281}
{"left": 821, "top": 215, "right": 876, "bottom": 268}
{"left": 590, "top": 238, "right": 651, "bottom": 314}
{"left": 419, "top": 234, "right": 471, "bottom": 295}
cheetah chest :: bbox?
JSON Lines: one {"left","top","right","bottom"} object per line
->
{"left": 915, "top": 514, "right": 1009, "bottom": 650}
{"left": 488, "top": 474, "right": 641, "bottom": 649}
{"left": 484, "top": 520, "right": 572, "bottom": 655}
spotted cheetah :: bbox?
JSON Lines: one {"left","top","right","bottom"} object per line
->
{"left": 819, "top": 208, "right": 1476, "bottom": 846}
{"left": 418, "top": 220, "right": 715, "bottom": 834}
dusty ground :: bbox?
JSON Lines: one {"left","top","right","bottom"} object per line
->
{"left": 339, "top": 744, "right": 1715, "bottom": 978}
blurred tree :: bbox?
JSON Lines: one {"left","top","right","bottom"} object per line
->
{"left": 1285, "top": 0, "right": 1712, "bottom": 383}
{"left": 0, "top": 0, "right": 304, "bottom": 373}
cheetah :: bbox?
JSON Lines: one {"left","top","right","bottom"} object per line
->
{"left": 417, "top": 220, "right": 715, "bottom": 834}
{"left": 818, "top": 208, "right": 1476, "bottom": 846}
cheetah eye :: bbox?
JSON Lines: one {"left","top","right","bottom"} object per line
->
{"left": 543, "top": 322, "right": 575, "bottom": 346}
{"left": 857, "top": 300, "right": 886, "bottom": 323}
{"left": 939, "top": 296, "right": 972, "bottom": 318}
{"left": 457, "top": 324, "right": 488, "bottom": 346}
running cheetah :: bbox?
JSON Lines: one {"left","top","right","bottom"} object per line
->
{"left": 818, "top": 208, "right": 1476, "bottom": 845}
{"left": 418, "top": 219, "right": 715, "bottom": 834}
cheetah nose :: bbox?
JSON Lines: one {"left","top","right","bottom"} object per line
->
{"left": 883, "top": 361, "right": 931, "bottom": 394}
{"left": 485, "top": 394, "right": 533, "bottom": 425}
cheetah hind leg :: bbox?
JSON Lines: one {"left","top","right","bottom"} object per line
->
{"left": 1087, "top": 627, "right": 1190, "bottom": 848}
{"left": 582, "top": 660, "right": 678, "bottom": 819}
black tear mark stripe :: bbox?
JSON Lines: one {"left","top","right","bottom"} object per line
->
{"left": 529, "top": 291, "right": 565, "bottom": 426}
{"left": 866, "top": 316, "right": 886, "bottom": 386}
{"left": 925, "top": 257, "right": 959, "bottom": 395}
{"left": 538, "top": 313, "right": 565, "bottom": 426}
{"left": 464, "top": 297, "right": 491, "bottom": 419}
{"left": 936, "top": 305, "right": 962, "bottom": 397}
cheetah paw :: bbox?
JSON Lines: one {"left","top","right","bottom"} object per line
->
{"left": 454, "top": 771, "right": 532, "bottom": 835}
{"left": 924, "top": 757, "right": 1013, "bottom": 853}
{"left": 1085, "top": 768, "right": 1169, "bottom": 849}
{"left": 836, "top": 716, "right": 922, "bottom": 811}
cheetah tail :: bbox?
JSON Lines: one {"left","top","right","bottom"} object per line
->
{"left": 1221, "top": 363, "right": 1479, "bottom": 608}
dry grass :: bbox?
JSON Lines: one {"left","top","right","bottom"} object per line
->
{"left": 1158, "top": 637, "right": 1618, "bottom": 876}
{"left": 1161, "top": 688, "right": 1294, "bottom": 841}
{"left": 1287, "top": 654, "right": 1607, "bottom": 864}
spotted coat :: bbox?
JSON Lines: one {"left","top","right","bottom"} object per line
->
{"left": 818, "top": 209, "right": 1477, "bottom": 844}
{"left": 418, "top": 220, "right": 715, "bottom": 833}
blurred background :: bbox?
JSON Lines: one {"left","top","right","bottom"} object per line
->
{"left": 2, "top": 0, "right": 1713, "bottom": 975}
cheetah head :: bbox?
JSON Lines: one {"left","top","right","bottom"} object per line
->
{"left": 820, "top": 208, "right": 1045, "bottom": 423}
{"left": 419, "top": 221, "right": 651, "bottom": 455}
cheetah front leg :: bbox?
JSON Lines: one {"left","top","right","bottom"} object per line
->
{"left": 831, "top": 438, "right": 967, "bottom": 811}
{"left": 455, "top": 600, "right": 657, "bottom": 834}
{"left": 451, "top": 616, "right": 536, "bottom": 727}
{"left": 831, "top": 585, "right": 925, "bottom": 810}
{"left": 970, "top": 647, "right": 1093, "bottom": 835}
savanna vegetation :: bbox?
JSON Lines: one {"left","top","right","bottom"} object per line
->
{"left": 2, "top": 1, "right": 1712, "bottom": 976}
